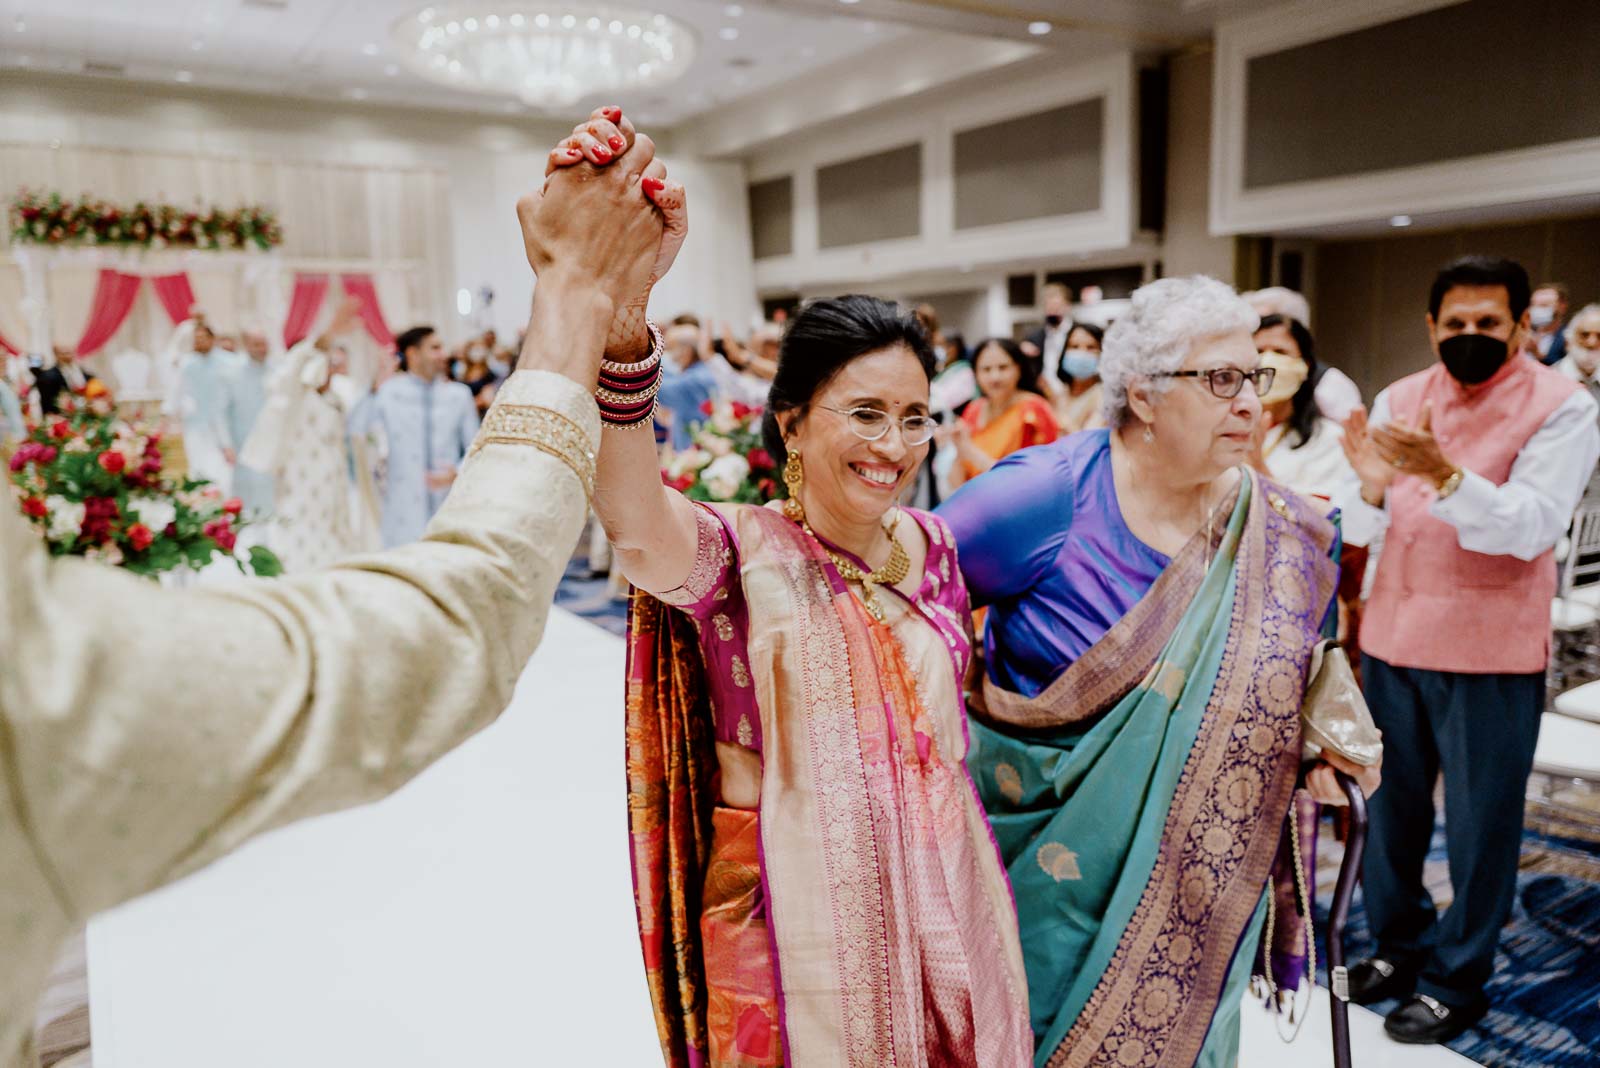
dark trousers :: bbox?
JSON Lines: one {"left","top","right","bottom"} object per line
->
{"left": 1359, "top": 655, "right": 1543, "bottom": 1005}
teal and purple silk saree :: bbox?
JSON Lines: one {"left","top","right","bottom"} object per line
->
{"left": 940, "top": 432, "right": 1338, "bottom": 1067}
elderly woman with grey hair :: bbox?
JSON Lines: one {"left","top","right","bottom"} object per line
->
{"left": 939, "top": 275, "right": 1380, "bottom": 1066}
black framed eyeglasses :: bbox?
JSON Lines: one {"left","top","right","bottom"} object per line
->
{"left": 1156, "top": 367, "right": 1276, "bottom": 400}
{"left": 816, "top": 405, "right": 938, "bottom": 447}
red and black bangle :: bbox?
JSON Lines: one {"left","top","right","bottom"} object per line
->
{"left": 596, "top": 320, "right": 665, "bottom": 429}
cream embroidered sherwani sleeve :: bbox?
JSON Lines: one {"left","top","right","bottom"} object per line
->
{"left": 1, "top": 370, "right": 597, "bottom": 1068}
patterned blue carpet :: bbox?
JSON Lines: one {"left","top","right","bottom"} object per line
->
{"left": 554, "top": 547, "right": 1600, "bottom": 1066}
{"left": 1315, "top": 819, "right": 1600, "bottom": 1067}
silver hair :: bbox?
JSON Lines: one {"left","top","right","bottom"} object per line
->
{"left": 1567, "top": 303, "right": 1600, "bottom": 341}
{"left": 1243, "top": 286, "right": 1311, "bottom": 328}
{"left": 1099, "top": 276, "right": 1260, "bottom": 428}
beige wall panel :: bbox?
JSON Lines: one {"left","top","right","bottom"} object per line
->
{"left": 953, "top": 100, "right": 1102, "bottom": 231}
{"left": 1162, "top": 50, "right": 1234, "bottom": 281}
{"left": 817, "top": 143, "right": 921, "bottom": 250}
{"left": 1245, "top": 0, "right": 1600, "bottom": 188}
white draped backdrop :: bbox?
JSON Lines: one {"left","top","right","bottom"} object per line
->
{"left": 0, "top": 140, "right": 453, "bottom": 383}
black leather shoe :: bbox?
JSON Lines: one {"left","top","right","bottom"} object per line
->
{"left": 1383, "top": 994, "right": 1488, "bottom": 1045}
{"left": 1347, "top": 956, "right": 1419, "bottom": 1005}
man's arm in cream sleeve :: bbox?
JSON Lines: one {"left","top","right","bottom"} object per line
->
{"left": 0, "top": 364, "right": 597, "bottom": 923}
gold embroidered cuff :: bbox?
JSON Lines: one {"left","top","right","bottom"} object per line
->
{"left": 469, "top": 402, "right": 596, "bottom": 500}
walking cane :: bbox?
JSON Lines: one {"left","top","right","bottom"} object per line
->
{"left": 1326, "top": 771, "right": 1368, "bottom": 1068}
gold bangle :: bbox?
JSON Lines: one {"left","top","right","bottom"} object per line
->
{"left": 1435, "top": 466, "right": 1465, "bottom": 499}
{"left": 469, "top": 402, "right": 595, "bottom": 500}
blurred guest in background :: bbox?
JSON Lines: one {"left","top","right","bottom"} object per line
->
{"left": 224, "top": 328, "right": 276, "bottom": 519}
{"left": 352, "top": 325, "right": 479, "bottom": 547}
{"left": 1024, "top": 283, "right": 1074, "bottom": 380}
{"left": 33, "top": 345, "right": 98, "bottom": 415}
{"left": 1528, "top": 281, "right": 1570, "bottom": 365}
{"left": 946, "top": 337, "right": 1058, "bottom": 488}
{"left": 1250, "top": 314, "right": 1362, "bottom": 510}
{"left": 1051, "top": 321, "right": 1106, "bottom": 434}
{"left": 1246, "top": 286, "right": 1364, "bottom": 422}
{"left": 1554, "top": 302, "right": 1600, "bottom": 501}
{"left": 164, "top": 319, "right": 235, "bottom": 490}
{"left": 655, "top": 313, "right": 720, "bottom": 451}
{"left": 242, "top": 302, "right": 367, "bottom": 572}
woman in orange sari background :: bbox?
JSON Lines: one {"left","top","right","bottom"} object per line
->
{"left": 947, "top": 338, "right": 1059, "bottom": 488}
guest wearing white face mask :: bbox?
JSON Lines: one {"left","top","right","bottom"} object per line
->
{"left": 1528, "top": 281, "right": 1570, "bottom": 366}
{"left": 1554, "top": 302, "right": 1600, "bottom": 500}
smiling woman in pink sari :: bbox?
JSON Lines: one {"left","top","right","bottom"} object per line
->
{"left": 549, "top": 116, "right": 1034, "bottom": 1059}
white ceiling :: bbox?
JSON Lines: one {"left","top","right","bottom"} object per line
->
{"left": 0, "top": 0, "right": 1268, "bottom": 127}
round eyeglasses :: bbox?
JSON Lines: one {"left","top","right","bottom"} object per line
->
{"left": 816, "top": 405, "right": 938, "bottom": 447}
{"left": 1156, "top": 366, "right": 1276, "bottom": 400}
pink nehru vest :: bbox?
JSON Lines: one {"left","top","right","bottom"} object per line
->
{"left": 1363, "top": 355, "right": 1580, "bottom": 674}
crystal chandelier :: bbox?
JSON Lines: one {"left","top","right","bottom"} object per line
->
{"left": 392, "top": 4, "right": 697, "bottom": 108}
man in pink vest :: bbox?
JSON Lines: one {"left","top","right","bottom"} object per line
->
{"left": 1339, "top": 256, "right": 1599, "bottom": 1045}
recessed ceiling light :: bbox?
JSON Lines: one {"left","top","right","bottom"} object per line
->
{"left": 384, "top": 63, "right": 400, "bottom": 76}
{"left": 346, "top": 88, "right": 369, "bottom": 100}
{"left": 190, "top": 38, "right": 204, "bottom": 51}
{"left": 838, "top": 0, "right": 861, "bottom": 5}
{"left": 724, "top": 3, "right": 743, "bottom": 15}
{"left": 1028, "top": 21, "right": 1052, "bottom": 36}
{"left": 13, "top": 17, "right": 25, "bottom": 32}
{"left": 719, "top": 26, "right": 739, "bottom": 40}
{"left": 1390, "top": 214, "right": 1413, "bottom": 228}
{"left": 362, "top": 43, "right": 380, "bottom": 56}
{"left": 175, "top": 70, "right": 194, "bottom": 82}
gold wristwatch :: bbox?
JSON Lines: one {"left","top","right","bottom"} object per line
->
{"left": 1435, "top": 466, "right": 1465, "bottom": 499}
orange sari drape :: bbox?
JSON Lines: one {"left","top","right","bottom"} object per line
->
{"left": 960, "top": 393, "right": 1059, "bottom": 479}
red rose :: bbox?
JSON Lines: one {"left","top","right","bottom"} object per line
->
{"left": 223, "top": 497, "right": 243, "bottom": 516}
{"left": 7, "top": 452, "right": 25, "bottom": 473}
{"left": 49, "top": 420, "right": 70, "bottom": 440}
{"left": 213, "top": 528, "right": 237, "bottom": 552}
{"left": 699, "top": 400, "right": 714, "bottom": 416}
{"left": 98, "top": 450, "right": 126, "bottom": 474}
{"left": 21, "top": 497, "right": 47, "bottom": 518}
{"left": 758, "top": 478, "right": 778, "bottom": 498}
{"left": 127, "top": 523, "right": 154, "bottom": 551}
{"left": 37, "top": 446, "right": 57, "bottom": 464}
{"left": 731, "top": 401, "right": 755, "bottom": 419}
{"left": 747, "top": 448, "right": 774, "bottom": 472}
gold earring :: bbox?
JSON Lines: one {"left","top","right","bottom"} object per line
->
{"left": 783, "top": 450, "right": 805, "bottom": 523}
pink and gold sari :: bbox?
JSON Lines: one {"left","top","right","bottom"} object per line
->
{"left": 626, "top": 503, "right": 1032, "bottom": 1067}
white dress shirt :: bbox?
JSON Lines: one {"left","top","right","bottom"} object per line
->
{"left": 1038, "top": 324, "right": 1070, "bottom": 381}
{"left": 1341, "top": 386, "right": 1600, "bottom": 560}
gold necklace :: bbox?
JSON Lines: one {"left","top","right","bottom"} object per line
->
{"left": 802, "top": 510, "right": 910, "bottom": 623}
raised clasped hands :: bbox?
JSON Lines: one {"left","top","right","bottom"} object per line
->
{"left": 545, "top": 106, "right": 690, "bottom": 359}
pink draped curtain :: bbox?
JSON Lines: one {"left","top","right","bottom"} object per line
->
{"left": 149, "top": 272, "right": 197, "bottom": 325}
{"left": 340, "top": 273, "right": 394, "bottom": 350}
{"left": 77, "top": 270, "right": 144, "bottom": 357}
{"left": 282, "top": 273, "right": 330, "bottom": 348}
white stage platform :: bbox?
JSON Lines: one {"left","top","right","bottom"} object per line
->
{"left": 87, "top": 608, "right": 1472, "bottom": 1068}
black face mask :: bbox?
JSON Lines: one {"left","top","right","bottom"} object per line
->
{"left": 1438, "top": 333, "right": 1508, "bottom": 385}
{"left": 1045, "top": 314, "right": 1064, "bottom": 328}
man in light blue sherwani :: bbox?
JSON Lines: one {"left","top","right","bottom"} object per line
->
{"left": 350, "top": 325, "right": 479, "bottom": 547}
{"left": 224, "top": 329, "right": 275, "bottom": 518}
